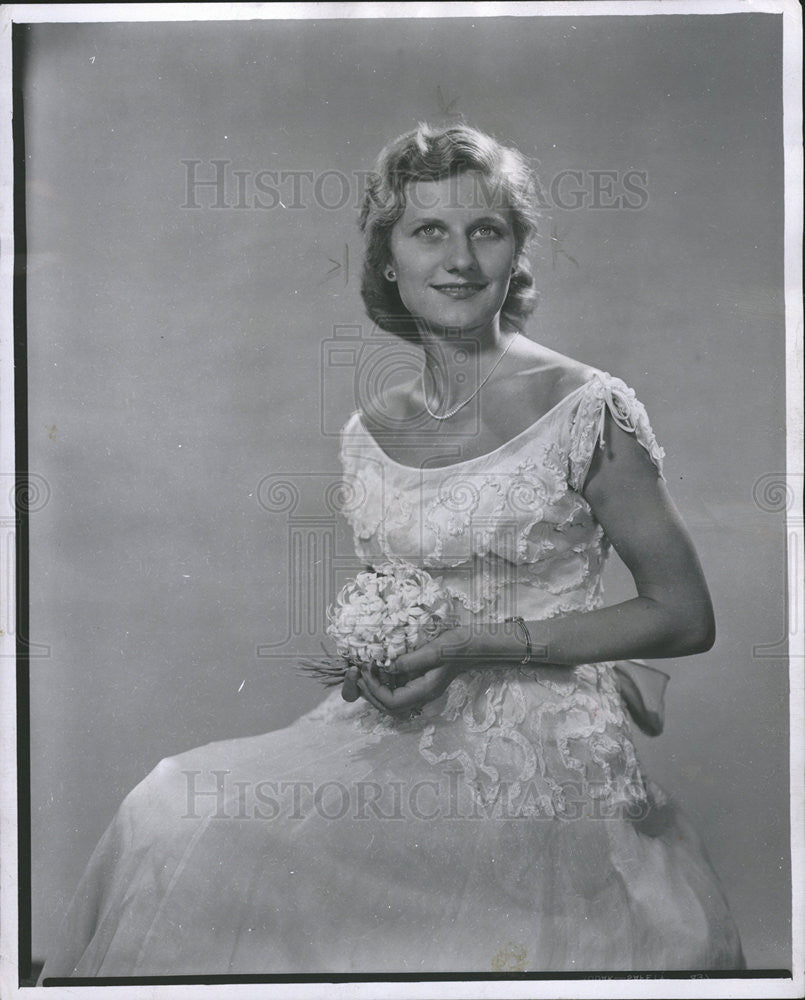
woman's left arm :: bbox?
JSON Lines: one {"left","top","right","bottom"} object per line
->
{"left": 355, "top": 409, "right": 714, "bottom": 714}
{"left": 477, "top": 407, "right": 716, "bottom": 667}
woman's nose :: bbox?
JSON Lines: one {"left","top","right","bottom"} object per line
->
{"left": 443, "top": 235, "right": 477, "bottom": 272}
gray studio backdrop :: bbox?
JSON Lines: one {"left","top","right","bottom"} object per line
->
{"left": 25, "top": 14, "right": 789, "bottom": 969}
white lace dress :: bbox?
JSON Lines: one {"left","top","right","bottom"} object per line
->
{"left": 40, "top": 371, "right": 744, "bottom": 976}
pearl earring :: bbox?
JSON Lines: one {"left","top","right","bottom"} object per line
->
{"left": 385, "top": 267, "right": 396, "bottom": 281}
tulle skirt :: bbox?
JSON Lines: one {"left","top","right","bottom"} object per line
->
{"left": 40, "top": 684, "right": 745, "bottom": 977}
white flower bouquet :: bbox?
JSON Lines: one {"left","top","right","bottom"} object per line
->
{"left": 299, "top": 561, "right": 458, "bottom": 687}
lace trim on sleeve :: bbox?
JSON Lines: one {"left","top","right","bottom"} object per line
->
{"left": 568, "top": 372, "right": 666, "bottom": 492}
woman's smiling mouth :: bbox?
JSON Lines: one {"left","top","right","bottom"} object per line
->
{"left": 431, "top": 282, "right": 488, "bottom": 299}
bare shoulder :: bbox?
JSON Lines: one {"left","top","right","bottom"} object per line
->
{"left": 505, "top": 338, "right": 597, "bottom": 417}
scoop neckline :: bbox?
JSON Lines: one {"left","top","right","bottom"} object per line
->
{"left": 352, "top": 370, "right": 604, "bottom": 472}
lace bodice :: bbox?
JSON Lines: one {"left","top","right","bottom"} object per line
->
{"left": 310, "top": 370, "right": 666, "bottom": 817}
{"left": 338, "top": 370, "right": 664, "bottom": 622}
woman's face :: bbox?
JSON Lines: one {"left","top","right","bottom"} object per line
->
{"left": 388, "top": 171, "right": 517, "bottom": 338}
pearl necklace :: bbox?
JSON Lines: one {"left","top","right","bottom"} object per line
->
{"left": 421, "top": 332, "right": 519, "bottom": 421}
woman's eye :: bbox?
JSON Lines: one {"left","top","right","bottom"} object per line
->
{"left": 472, "top": 226, "right": 501, "bottom": 239}
{"left": 416, "top": 224, "right": 442, "bottom": 238}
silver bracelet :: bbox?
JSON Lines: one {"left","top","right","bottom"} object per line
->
{"left": 503, "top": 616, "right": 532, "bottom": 665}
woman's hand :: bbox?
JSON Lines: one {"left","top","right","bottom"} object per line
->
{"left": 340, "top": 628, "right": 473, "bottom": 716}
{"left": 379, "top": 627, "right": 475, "bottom": 689}
{"left": 358, "top": 659, "right": 457, "bottom": 718}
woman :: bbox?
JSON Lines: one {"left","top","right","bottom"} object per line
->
{"left": 41, "top": 123, "right": 744, "bottom": 977}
